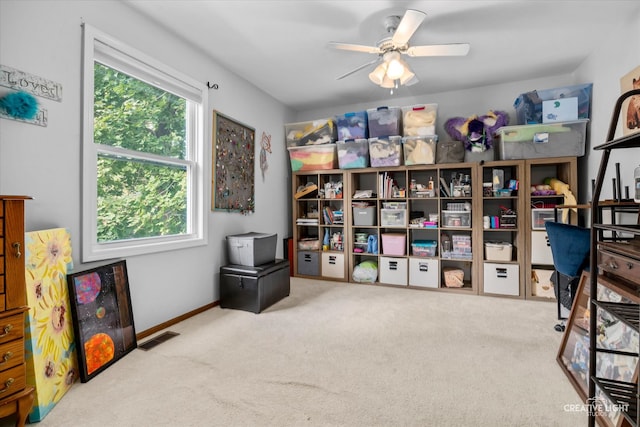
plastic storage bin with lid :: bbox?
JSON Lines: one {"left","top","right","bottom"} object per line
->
{"left": 335, "top": 111, "right": 368, "bottom": 140}
{"left": 496, "top": 119, "right": 588, "bottom": 160}
{"left": 367, "top": 106, "right": 402, "bottom": 138}
{"left": 411, "top": 240, "right": 437, "bottom": 257}
{"left": 337, "top": 139, "right": 369, "bottom": 169}
{"left": 369, "top": 135, "right": 402, "bottom": 167}
{"left": 285, "top": 118, "right": 337, "bottom": 147}
{"left": 402, "top": 104, "right": 438, "bottom": 136}
{"left": 484, "top": 241, "right": 513, "bottom": 262}
{"left": 513, "top": 83, "right": 592, "bottom": 125}
{"left": 288, "top": 144, "right": 337, "bottom": 171}
{"left": 402, "top": 135, "right": 437, "bottom": 165}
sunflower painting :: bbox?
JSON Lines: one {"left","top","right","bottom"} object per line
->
{"left": 24, "top": 228, "right": 78, "bottom": 422}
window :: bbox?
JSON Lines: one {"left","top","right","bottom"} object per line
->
{"left": 81, "top": 24, "right": 207, "bottom": 261}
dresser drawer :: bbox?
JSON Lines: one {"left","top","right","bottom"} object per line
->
{"left": 0, "top": 312, "right": 24, "bottom": 346}
{"left": 599, "top": 249, "right": 640, "bottom": 284}
{"left": 0, "top": 363, "right": 26, "bottom": 398}
{"left": 0, "top": 339, "right": 24, "bottom": 372}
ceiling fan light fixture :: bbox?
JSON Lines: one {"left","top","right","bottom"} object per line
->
{"left": 399, "top": 66, "right": 415, "bottom": 85}
{"left": 368, "top": 62, "right": 388, "bottom": 85}
{"left": 380, "top": 75, "right": 395, "bottom": 89}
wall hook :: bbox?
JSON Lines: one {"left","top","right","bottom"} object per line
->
{"left": 207, "top": 82, "right": 219, "bottom": 90}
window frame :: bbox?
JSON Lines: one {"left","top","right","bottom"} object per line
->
{"left": 81, "top": 24, "right": 208, "bottom": 262}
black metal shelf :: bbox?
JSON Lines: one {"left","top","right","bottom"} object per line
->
{"left": 594, "top": 223, "right": 640, "bottom": 236}
{"left": 591, "top": 377, "right": 637, "bottom": 426}
{"left": 592, "top": 300, "right": 640, "bottom": 332}
{"left": 588, "top": 88, "right": 640, "bottom": 427}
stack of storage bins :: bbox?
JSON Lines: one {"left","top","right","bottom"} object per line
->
{"left": 368, "top": 106, "right": 404, "bottom": 167}
{"left": 335, "top": 111, "right": 369, "bottom": 169}
{"left": 220, "top": 232, "right": 290, "bottom": 313}
{"left": 285, "top": 119, "right": 338, "bottom": 171}
{"left": 401, "top": 104, "right": 438, "bottom": 166}
{"left": 498, "top": 83, "right": 592, "bottom": 160}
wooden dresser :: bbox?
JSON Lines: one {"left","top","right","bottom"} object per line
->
{"left": 0, "top": 196, "right": 34, "bottom": 426}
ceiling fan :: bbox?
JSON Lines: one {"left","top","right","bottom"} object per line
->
{"left": 328, "top": 9, "right": 470, "bottom": 89}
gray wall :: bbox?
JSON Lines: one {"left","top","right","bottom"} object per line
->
{"left": 298, "top": 6, "right": 640, "bottom": 206}
{"left": 1, "top": 0, "right": 639, "bottom": 332}
{"left": 0, "top": 0, "right": 294, "bottom": 332}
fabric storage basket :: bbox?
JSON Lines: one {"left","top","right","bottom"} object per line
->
{"left": 402, "top": 104, "right": 438, "bottom": 136}
{"left": 381, "top": 233, "right": 406, "bottom": 256}
{"left": 226, "top": 232, "right": 277, "bottom": 266}
{"left": 464, "top": 147, "right": 496, "bottom": 163}
{"left": 402, "top": 135, "right": 437, "bottom": 165}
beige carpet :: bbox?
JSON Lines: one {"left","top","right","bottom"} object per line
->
{"left": 15, "top": 277, "right": 586, "bottom": 426}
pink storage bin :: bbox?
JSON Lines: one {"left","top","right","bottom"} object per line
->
{"left": 381, "top": 233, "right": 406, "bottom": 256}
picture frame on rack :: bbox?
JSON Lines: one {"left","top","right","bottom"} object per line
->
{"left": 67, "top": 260, "right": 137, "bottom": 382}
{"left": 557, "top": 271, "right": 639, "bottom": 427}
{"left": 620, "top": 65, "right": 640, "bottom": 136}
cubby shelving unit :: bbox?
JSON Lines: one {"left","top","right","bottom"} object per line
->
{"left": 291, "top": 155, "right": 578, "bottom": 300}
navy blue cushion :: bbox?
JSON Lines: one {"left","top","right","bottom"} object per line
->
{"left": 544, "top": 221, "right": 591, "bottom": 277}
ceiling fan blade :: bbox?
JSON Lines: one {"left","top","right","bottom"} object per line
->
{"left": 392, "top": 9, "right": 427, "bottom": 47}
{"left": 328, "top": 42, "right": 382, "bottom": 55}
{"left": 406, "top": 43, "right": 471, "bottom": 57}
{"left": 336, "top": 57, "right": 381, "bottom": 80}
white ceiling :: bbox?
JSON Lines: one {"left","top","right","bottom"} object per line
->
{"left": 124, "top": 0, "right": 640, "bottom": 112}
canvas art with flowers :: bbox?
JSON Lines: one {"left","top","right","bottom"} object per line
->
{"left": 24, "top": 228, "right": 78, "bottom": 422}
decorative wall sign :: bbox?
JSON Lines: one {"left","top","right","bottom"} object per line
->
{"left": 0, "top": 64, "right": 62, "bottom": 102}
{"left": 212, "top": 111, "right": 255, "bottom": 213}
{"left": 67, "top": 260, "right": 137, "bottom": 382}
{"left": 0, "top": 102, "right": 47, "bottom": 126}
{"left": 24, "top": 228, "right": 77, "bottom": 422}
{"left": 0, "top": 88, "right": 48, "bottom": 126}
{"left": 260, "top": 131, "right": 272, "bottom": 181}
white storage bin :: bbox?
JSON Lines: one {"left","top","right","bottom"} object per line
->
{"left": 409, "top": 258, "right": 439, "bottom": 288}
{"left": 322, "top": 252, "right": 345, "bottom": 279}
{"left": 530, "top": 231, "right": 554, "bottom": 265}
{"left": 531, "top": 268, "right": 555, "bottom": 298}
{"left": 483, "top": 263, "right": 520, "bottom": 296}
{"left": 380, "top": 209, "right": 407, "bottom": 227}
{"left": 484, "top": 242, "right": 513, "bottom": 262}
{"left": 379, "top": 256, "right": 408, "bottom": 286}
{"left": 226, "top": 232, "right": 277, "bottom": 266}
